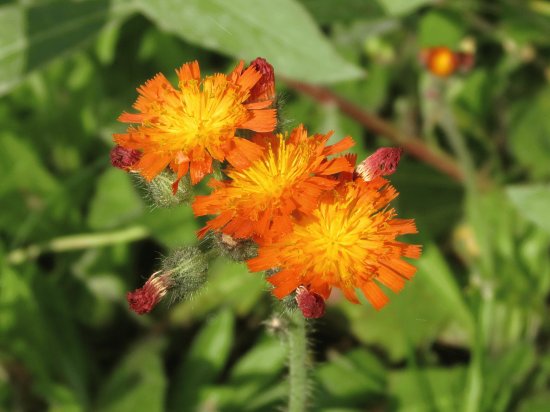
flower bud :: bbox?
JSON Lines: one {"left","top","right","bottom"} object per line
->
{"left": 161, "top": 246, "right": 209, "bottom": 301}
{"left": 247, "top": 57, "right": 275, "bottom": 103}
{"left": 356, "top": 147, "right": 403, "bottom": 182}
{"left": 214, "top": 233, "right": 258, "bottom": 261}
{"left": 126, "top": 246, "right": 209, "bottom": 315}
{"left": 295, "top": 286, "right": 325, "bottom": 319}
{"left": 110, "top": 145, "right": 142, "bottom": 171}
{"left": 127, "top": 271, "right": 171, "bottom": 315}
{"left": 141, "top": 170, "right": 193, "bottom": 208}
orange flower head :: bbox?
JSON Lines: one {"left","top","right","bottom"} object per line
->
{"left": 192, "top": 125, "right": 355, "bottom": 243}
{"left": 114, "top": 60, "right": 277, "bottom": 190}
{"left": 421, "top": 46, "right": 458, "bottom": 77}
{"left": 247, "top": 177, "right": 422, "bottom": 310}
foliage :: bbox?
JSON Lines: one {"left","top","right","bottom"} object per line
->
{"left": 2, "top": 0, "right": 550, "bottom": 411}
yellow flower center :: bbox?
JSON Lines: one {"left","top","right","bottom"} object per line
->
{"left": 148, "top": 75, "right": 250, "bottom": 154}
{"left": 282, "top": 185, "right": 389, "bottom": 285}
{"left": 229, "top": 135, "right": 316, "bottom": 204}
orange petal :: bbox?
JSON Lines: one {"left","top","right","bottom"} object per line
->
{"left": 177, "top": 61, "right": 200, "bottom": 82}
{"left": 240, "top": 109, "right": 277, "bottom": 132}
{"left": 323, "top": 136, "right": 355, "bottom": 155}
{"left": 360, "top": 281, "right": 389, "bottom": 310}
{"left": 377, "top": 266, "right": 407, "bottom": 293}
{"left": 135, "top": 152, "right": 172, "bottom": 181}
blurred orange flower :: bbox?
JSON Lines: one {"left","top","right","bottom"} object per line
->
{"left": 420, "top": 46, "right": 475, "bottom": 77}
{"left": 114, "top": 60, "right": 277, "bottom": 191}
{"left": 247, "top": 177, "right": 421, "bottom": 310}
{"left": 192, "top": 125, "right": 355, "bottom": 243}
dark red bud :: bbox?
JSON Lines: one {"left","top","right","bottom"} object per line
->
{"left": 127, "top": 271, "right": 170, "bottom": 315}
{"left": 247, "top": 57, "right": 275, "bottom": 102}
{"left": 295, "top": 286, "right": 326, "bottom": 319}
{"left": 356, "top": 147, "right": 403, "bottom": 182}
{"left": 110, "top": 145, "right": 142, "bottom": 171}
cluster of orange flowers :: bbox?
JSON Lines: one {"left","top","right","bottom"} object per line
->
{"left": 113, "top": 58, "right": 421, "bottom": 318}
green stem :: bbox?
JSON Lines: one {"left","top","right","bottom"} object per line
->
{"left": 287, "top": 311, "right": 309, "bottom": 412}
{"left": 438, "top": 107, "right": 477, "bottom": 194}
{"left": 7, "top": 226, "right": 149, "bottom": 265}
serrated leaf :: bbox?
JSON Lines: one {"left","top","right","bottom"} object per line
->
{"left": 96, "top": 339, "right": 166, "bottom": 412}
{"left": 170, "top": 309, "right": 235, "bottom": 411}
{"left": 136, "top": 0, "right": 363, "bottom": 83}
{"left": 507, "top": 184, "right": 550, "bottom": 234}
{"left": 0, "top": 0, "right": 134, "bottom": 96}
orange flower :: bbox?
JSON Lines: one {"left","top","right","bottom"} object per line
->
{"left": 420, "top": 46, "right": 475, "bottom": 77}
{"left": 247, "top": 177, "right": 421, "bottom": 310}
{"left": 192, "top": 125, "right": 355, "bottom": 243}
{"left": 114, "top": 60, "right": 277, "bottom": 190}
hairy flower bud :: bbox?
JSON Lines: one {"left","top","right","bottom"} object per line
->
{"left": 295, "top": 286, "right": 325, "bottom": 319}
{"left": 127, "top": 246, "right": 209, "bottom": 315}
{"left": 110, "top": 145, "right": 142, "bottom": 171}
{"left": 356, "top": 147, "right": 403, "bottom": 182}
{"left": 140, "top": 170, "right": 193, "bottom": 208}
{"left": 214, "top": 233, "right": 258, "bottom": 261}
{"left": 247, "top": 57, "right": 275, "bottom": 103}
{"left": 161, "top": 246, "right": 209, "bottom": 302}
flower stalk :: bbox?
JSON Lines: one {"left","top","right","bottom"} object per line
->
{"left": 287, "top": 310, "right": 309, "bottom": 412}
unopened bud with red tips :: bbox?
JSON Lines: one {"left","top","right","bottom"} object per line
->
{"left": 295, "top": 286, "right": 326, "bottom": 319}
{"left": 127, "top": 271, "right": 171, "bottom": 315}
{"left": 139, "top": 170, "right": 193, "bottom": 208}
{"left": 110, "top": 145, "right": 142, "bottom": 171}
{"left": 214, "top": 233, "right": 258, "bottom": 261}
{"left": 356, "top": 147, "right": 403, "bottom": 182}
{"left": 127, "top": 246, "right": 209, "bottom": 315}
{"left": 247, "top": 57, "right": 275, "bottom": 103}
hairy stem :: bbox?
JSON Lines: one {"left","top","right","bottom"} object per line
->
{"left": 287, "top": 311, "right": 309, "bottom": 412}
{"left": 7, "top": 226, "right": 149, "bottom": 265}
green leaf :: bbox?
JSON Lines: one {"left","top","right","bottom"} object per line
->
{"left": 342, "top": 242, "right": 471, "bottom": 360}
{"left": 87, "top": 169, "right": 144, "bottom": 230}
{"left": 392, "top": 160, "right": 463, "bottom": 237}
{"left": 419, "top": 11, "right": 465, "bottom": 48}
{"left": 509, "top": 88, "right": 550, "bottom": 178}
{"left": 377, "top": 0, "right": 434, "bottom": 16}
{"left": 170, "top": 309, "right": 235, "bottom": 411}
{"left": 314, "top": 348, "right": 387, "bottom": 408}
{"left": 389, "top": 367, "right": 466, "bottom": 412}
{"left": 507, "top": 184, "right": 550, "bottom": 234}
{"left": 481, "top": 344, "right": 536, "bottom": 412}
{"left": 417, "top": 242, "right": 474, "bottom": 336}
{"left": 136, "top": 0, "right": 363, "bottom": 83}
{"left": 138, "top": 205, "right": 199, "bottom": 248}
{"left": 298, "top": 0, "right": 385, "bottom": 24}
{"left": 0, "top": 0, "right": 134, "bottom": 96}
{"left": 0, "top": 265, "right": 91, "bottom": 407}
{"left": 96, "top": 339, "right": 167, "bottom": 412}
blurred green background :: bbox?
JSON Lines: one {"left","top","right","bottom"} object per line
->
{"left": 2, "top": 0, "right": 550, "bottom": 411}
